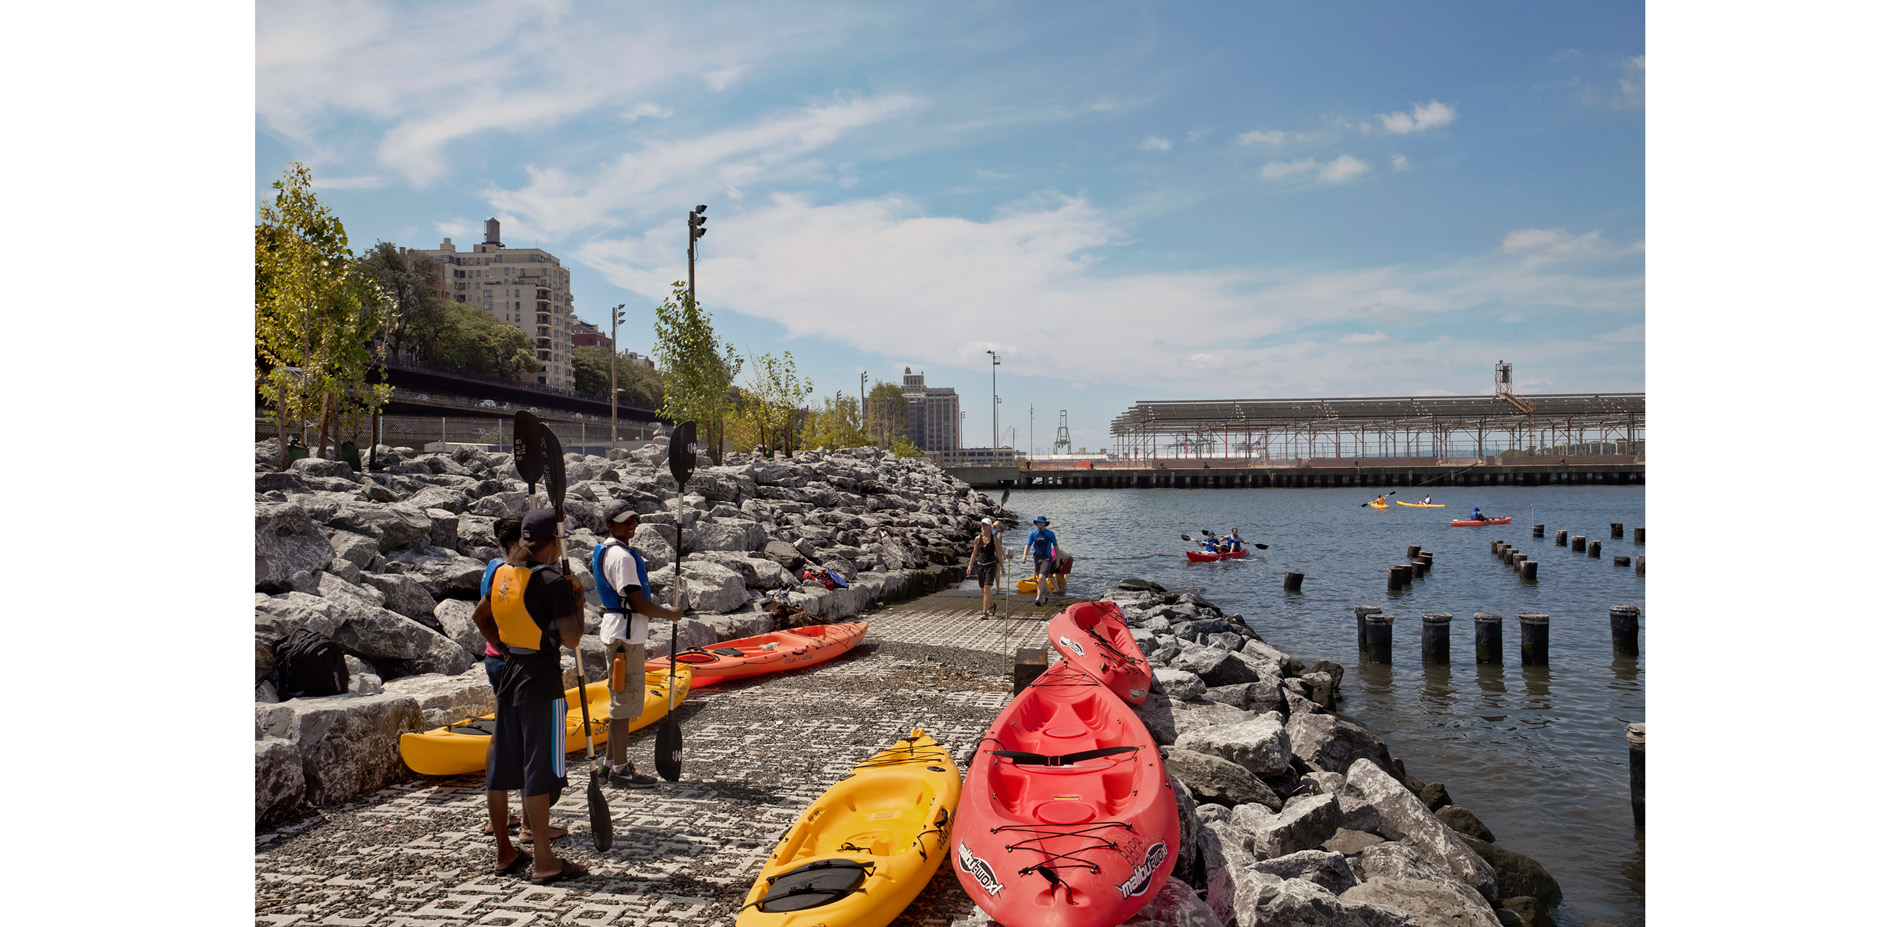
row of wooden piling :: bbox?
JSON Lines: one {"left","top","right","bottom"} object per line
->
{"left": 1532, "top": 523, "right": 1645, "bottom": 575}
{"left": 1354, "top": 604, "right": 1642, "bottom": 665}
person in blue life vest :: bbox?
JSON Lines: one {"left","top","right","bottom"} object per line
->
{"left": 592, "top": 500, "right": 686, "bottom": 788}
{"left": 1020, "top": 516, "right": 1059, "bottom": 606}
{"left": 1470, "top": 506, "right": 1484, "bottom": 522}
{"left": 1221, "top": 528, "right": 1244, "bottom": 553}
{"left": 472, "top": 508, "right": 589, "bottom": 885}
{"left": 1202, "top": 533, "right": 1222, "bottom": 554}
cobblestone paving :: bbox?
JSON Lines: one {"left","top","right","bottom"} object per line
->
{"left": 255, "top": 589, "right": 1085, "bottom": 926}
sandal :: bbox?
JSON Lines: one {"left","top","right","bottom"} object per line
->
{"left": 530, "top": 858, "right": 588, "bottom": 885}
{"left": 493, "top": 849, "right": 530, "bottom": 876}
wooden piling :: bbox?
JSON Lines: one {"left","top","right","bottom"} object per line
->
{"left": 1418, "top": 551, "right": 1433, "bottom": 573}
{"left": 1628, "top": 722, "right": 1646, "bottom": 828}
{"left": 1284, "top": 571, "right": 1304, "bottom": 592}
{"left": 1614, "top": 555, "right": 1630, "bottom": 567}
{"left": 1532, "top": 523, "right": 1544, "bottom": 538}
{"left": 1365, "top": 614, "right": 1394, "bottom": 664}
{"left": 1611, "top": 522, "right": 1624, "bottom": 539}
{"left": 1610, "top": 604, "right": 1641, "bottom": 656}
{"left": 1518, "top": 613, "right": 1550, "bottom": 665}
{"left": 1013, "top": 647, "right": 1049, "bottom": 693}
{"left": 1572, "top": 535, "right": 1587, "bottom": 552}
{"left": 1410, "top": 560, "right": 1427, "bottom": 580}
{"left": 1521, "top": 560, "right": 1537, "bottom": 581}
{"left": 1634, "top": 527, "right": 1645, "bottom": 545}
{"left": 1407, "top": 544, "right": 1421, "bottom": 559}
{"left": 1355, "top": 605, "right": 1380, "bottom": 652}
{"left": 1474, "top": 613, "right": 1503, "bottom": 663}
{"left": 1588, "top": 540, "right": 1602, "bottom": 558}
{"left": 1555, "top": 529, "right": 1568, "bottom": 545}
{"left": 1636, "top": 555, "right": 1645, "bottom": 575}
{"left": 1422, "top": 613, "right": 1452, "bottom": 664}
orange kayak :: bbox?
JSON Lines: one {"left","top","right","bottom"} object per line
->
{"left": 645, "top": 622, "right": 868, "bottom": 688}
{"left": 1449, "top": 517, "right": 1513, "bottom": 526}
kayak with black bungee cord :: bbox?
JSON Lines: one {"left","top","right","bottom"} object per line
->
{"left": 399, "top": 664, "right": 693, "bottom": 777}
{"left": 642, "top": 621, "right": 868, "bottom": 688}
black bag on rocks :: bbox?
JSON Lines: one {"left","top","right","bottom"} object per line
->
{"left": 275, "top": 629, "right": 349, "bottom": 699}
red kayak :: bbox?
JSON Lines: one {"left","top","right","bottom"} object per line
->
{"left": 1186, "top": 548, "right": 1248, "bottom": 562}
{"left": 644, "top": 622, "right": 867, "bottom": 688}
{"left": 1449, "top": 517, "right": 1513, "bottom": 527}
{"left": 1047, "top": 600, "right": 1153, "bottom": 706}
{"left": 953, "top": 661, "right": 1177, "bottom": 927}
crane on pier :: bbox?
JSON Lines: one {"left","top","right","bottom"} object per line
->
{"left": 1053, "top": 410, "right": 1072, "bottom": 455}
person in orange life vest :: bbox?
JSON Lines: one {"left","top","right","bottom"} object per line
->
{"left": 471, "top": 508, "right": 588, "bottom": 885}
{"left": 473, "top": 516, "right": 563, "bottom": 839}
{"left": 592, "top": 500, "right": 685, "bottom": 788}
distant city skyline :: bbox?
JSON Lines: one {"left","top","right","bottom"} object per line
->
{"left": 257, "top": 2, "right": 1644, "bottom": 455}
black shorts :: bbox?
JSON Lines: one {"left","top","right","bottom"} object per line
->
{"left": 973, "top": 561, "right": 997, "bottom": 586}
{"left": 1034, "top": 557, "right": 1056, "bottom": 577}
{"left": 486, "top": 696, "right": 569, "bottom": 798}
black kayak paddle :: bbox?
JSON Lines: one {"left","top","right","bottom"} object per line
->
{"left": 656, "top": 420, "right": 697, "bottom": 783}
{"left": 537, "top": 421, "right": 611, "bottom": 852}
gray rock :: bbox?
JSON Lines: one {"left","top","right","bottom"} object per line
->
{"left": 650, "top": 560, "right": 751, "bottom": 613}
{"left": 255, "top": 592, "right": 343, "bottom": 641}
{"left": 1283, "top": 688, "right": 1322, "bottom": 716}
{"left": 291, "top": 457, "right": 354, "bottom": 479}
{"left": 1165, "top": 748, "right": 1283, "bottom": 810}
{"left": 1455, "top": 836, "right": 1561, "bottom": 908}
{"left": 256, "top": 502, "right": 336, "bottom": 591}
{"left": 288, "top": 570, "right": 320, "bottom": 594}
{"left": 1299, "top": 671, "right": 1339, "bottom": 710}
{"left": 423, "top": 507, "right": 460, "bottom": 549}
{"left": 1170, "top": 771, "right": 1202, "bottom": 881}
{"left": 1287, "top": 712, "right": 1399, "bottom": 777}
{"left": 1499, "top": 897, "right": 1554, "bottom": 927}
{"left": 256, "top": 636, "right": 277, "bottom": 683}
{"left": 1418, "top": 783, "right": 1453, "bottom": 812}
{"left": 1256, "top": 877, "right": 1419, "bottom": 927}
{"left": 761, "top": 539, "right": 807, "bottom": 572}
{"left": 324, "top": 500, "right": 434, "bottom": 552}
{"left": 255, "top": 691, "right": 424, "bottom": 807}
{"left": 328, "top": 530, "right": 380, "bottom": 569}
{"left": 1324, "top": 829, "right": 1389, "bottom": 856}
{"left": 432, "top": 598, "right": 488, "bottom": 656}
{"left": 256, "top": 679, "right": 279, "bottom": 702}
{"left": 325, "top": 558, "right": 363, "bottom": 584}
{"left": 1434, "top": 805, "right": 1495, "bottom": 843}
{"left": 1341, "top": 877, "right": 1502, "bottom": 927}
{"left": 1254, "top": 850, "right": 1359, "bottom": 895}
{"left": 378, "top": 546, "right": 488, "bottom": 599}
{"left": 698, "top": 517, "right": 768, "bottom": 552}
{"left": 330, "top": 594, "right": 453, "bottom": 663}
{"left": 1173, "top": 643, "right": 1262, "bottom": 687}
{"left": 1198, "top": 803, "right": 1233, "bottom": 824}
{"left": 1124, "top": 876, "right": 1224, "bottom": 927}
{"left": 1238, "top": 640, "right": 1294, "bottom": 676}
{"left": 1239, "top": 792, "right": 1342, "bottom": 859}
{"left": 1346, "top": 759, "right": 1497, "bottom": 902}
{"left": 1200, "top": 819, "right": 1278, "bottom": 927}
{"left": 692, "top": 551, "right": 797, "bottom": 590}
{"left": 347, "top": 672, "right": 384, "bottom": 695}
{"left": 255, "top": 736, "right": 305, "bottom": 825}
{"left": 1133, "top": 688, "right": 1182, "bottom": 745}
{"left": 1351, "top": 842, "right": 1463, "bottom": 886}
{"left": 1155, "top": 667, "right": 1209, "bottom": 701}
{"left": 1176, "top": 711, "right": 1292, "bottom": 778}
{"left": 381, "top": 666, "right": 495, "bottom": 729}
{"left": 360, "top": 573, "right": 438, "bottom": 621}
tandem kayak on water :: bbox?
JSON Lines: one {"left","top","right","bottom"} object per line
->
{"left": 1449, "top": 517, "right": 1513, "bottom": 526}
{"left": 399, "top": 663, "right": 694, "bottom": 776}
{"left": 1186, "top": 548, "right": 1248, "bottom": 562}
{"left": 644, "top": 622, "right": 867, "bottom": 688}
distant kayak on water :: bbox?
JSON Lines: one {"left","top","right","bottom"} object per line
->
{"left": 1187, "top": 548, "right": 1249, "bottom": 562}
{"left": 1449, "top": 517, "right": 1513, "bottom": 526}
{"left": 1395, "top": 500, "right": 1445, "bottom": 508}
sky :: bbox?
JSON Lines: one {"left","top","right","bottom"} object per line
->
{"left": 255, "top": 1, "right": 1645, "bottom": 455}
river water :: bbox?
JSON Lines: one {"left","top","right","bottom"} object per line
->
{"left": 990, "top": 484, "right": 1644, "bottom": 926}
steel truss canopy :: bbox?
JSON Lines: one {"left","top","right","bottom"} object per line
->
{"left": 1109, "top": 393, "right": 1645, "bottom": 460}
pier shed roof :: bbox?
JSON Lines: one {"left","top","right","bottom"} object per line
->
{"left": 1109, "top": 393, "right": 1645, "bottom": 434}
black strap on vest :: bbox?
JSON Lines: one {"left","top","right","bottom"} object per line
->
{"left": 988, "top": 745, "right": 1139, "bottom": 766}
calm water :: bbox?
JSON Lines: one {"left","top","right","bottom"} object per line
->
{"left": 993, "top": 485, "right": 1644, "bottom": 927}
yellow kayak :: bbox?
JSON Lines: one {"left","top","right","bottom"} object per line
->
{"left": 1369, "top": 499, "right": 1389, "bottom": 509}
{"left": 737, "top": 729, "right": 962, "bottom": 927}
{"left": 398, "top": 663, "right": 693, "bottom": 776}
{"left": 1394, "top": 501, "right": 1445, "bottom": 508}
{"left": 1015, "top": 577, "right": 1041, "bottom": 595}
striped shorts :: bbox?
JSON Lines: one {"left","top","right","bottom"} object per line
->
{"left": 485, "top": 696, "right": 569, "bottom": 798}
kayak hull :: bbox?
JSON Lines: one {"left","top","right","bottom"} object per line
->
{"left": 1369, "top": 501, "right": 1389, "bottom": 509}
{"left": 1016, "top": 578, "right": 1041, "bottom": 595}
{"left": 1394, "top": 501, "right": 1445, "bottom": 508}
{"left": 1047, "top": 600, "right": 1153, "bottom": 705}
{"left": 644, "top": 622, "right": 868, "bottom": 688}
{"left": 737, "top": 730, "right": 962, "bottom": 927}
{"left": 1449, "top": 517, "right": 1513, "bottom": 526}
{"left": 954, "top": 661, "right": 1177, "bottom": 927}
{"left": 1186, "top": 548, "right": 1248, "bottom": 562}
{"left": 398, "top": 664, "right": 693, "bottom": 777}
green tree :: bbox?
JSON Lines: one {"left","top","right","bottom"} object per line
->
{"left": 800, "top": 394, "right": 867, "bottom": 449}
{"left": 255, "top": 162, "right": 394, "bottom": 467}
{"left": 652, "top": 281, "right": 742, "bottom": 462}
{"left": 573, "top": 344, "right": 664, "bottom": 409}
{"left": 865, "top": 380, "right": 910, "bottom": 449}
{"left": 738, "top": 350, "right": 813, "bottom": 456}
{"left": 356, "top": 241, "right": 447, "bottom": 363}
{"left": 890, "top": 435, "right": 926, "bottom": 458}
{"left": 424, "top": 304, "right": 542, "bottom": 378}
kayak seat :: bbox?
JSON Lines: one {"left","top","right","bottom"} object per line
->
{"left": 448, "top": 719, "right": 497, "bottom": 737}
{"left": 1033, "top": 799, "right": 1098, "bottom": 825}
{"left": 751, "top": 858, "right": 874, "bottom": 913}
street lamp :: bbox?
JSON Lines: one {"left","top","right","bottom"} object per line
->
{"left": 608, "top": 303, "right": 626, "bottom": 453}
{"left": 688, "top": 205, "right": 708, "bottom": 308}
{"left": 986, "top": 349, "right": 1000, "bottom": 456}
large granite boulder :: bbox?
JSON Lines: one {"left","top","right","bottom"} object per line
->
{"left": 1234, "top": 793, "right": 1342, "bottom": 860}
{"left": 1175, "top": 712, "right": 1291, "bottom": 778}
{"left": 255, "top": 736, "right": 304, "bottom": 825}
{"left": 432, "top": 598, "right": 488, "bottom": 656}
{"left": 381, "top": 666, "right": 494, "bottom": 729}
{"left": 1165, "top": 748, "right": 1282, "bottom": 809}
{"left": 255, "top": 592, "right": 342, "bottom": 641}
{"left": 360, "top": 573, "right": 438, "bottom": 622}
{"left": 1341, "top": 877, "right": 1501, "bottom": 927}
{"left": 1455, "top": 836, "right": 1561, "bottom": 908}
{"left": 1124, "top": 876, "right": 1224, "bottom": 927}
{"left": 379, "top": 546, "right": 488, "bottom": 598}
{"left": 328, "top": 530, "right": 381, "bottom": 569}
{"left": 1434, "top": 805, "right": 1495, "bottom": 843}
{"left": 650, "top": 560, "right": 751, "bottom": 614}
{"left": 1287, "top": 712, "right": 1399, "bottom": 777}
{"left": 256, "top": 502, "right": 336, "bottom": 591}
{"left": 1154, "top": 668, "right": 1209, "bottom": 701}
{"left": 1173, "top": 643, "right": 1262, "bottom": 688}
{"left": 698, "top": 517, "right": 768, "bottom": 552}
{"left": 1255, "top": 877, "right": 1419, "bottom": 927}
{"left": 325, "top": 500, "right": 434, "bottom": 552}
{"left": 1253, "top": 850, "right": 1359, "bottom": 896}
{"left": 255, "top": 692, "right": 425, "bottom": 806}
{"left": 1346, "top": 760, "right": 1497, "bottom": 902}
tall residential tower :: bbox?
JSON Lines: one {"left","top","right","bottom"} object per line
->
{"left": 405, "top": 218, "right": 577, "bottom": 391}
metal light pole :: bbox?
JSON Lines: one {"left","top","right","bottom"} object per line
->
{"left": 1030, "top": 404, "right": 1035, "bottom": 461}
{"left": 986, "top": 350, "right": 999, "bottom": 457}
{"left": 608, "top": 303, "right": 625, "bottom": 453}
{"left": 860, "top": 370, "right": 868, "bottom": 442}
{"left": 688, "top": 206, "right": 707, "bottom": 308}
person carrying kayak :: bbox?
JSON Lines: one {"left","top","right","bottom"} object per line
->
{"left": 592, "top": 500, "right": 686, "bottom": 788}
{"left": 1021, "top": 516, "right": 1058, "bottom": 606}
{"left": 474, "top": 507, "right": 588, "bottom": 885}
{"left": 967, "top": 517, "right": 1001, "bottom": 618}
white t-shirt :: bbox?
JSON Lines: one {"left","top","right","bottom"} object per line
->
{"left": 597, "top": 541, "right": 650, "bottom": 646}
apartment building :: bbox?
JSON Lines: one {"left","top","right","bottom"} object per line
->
{"left": 899, "top": 367, "right": 961, "bottom": 457}
{"left": 406, "top": 218, "right": 576, "bottom": 391}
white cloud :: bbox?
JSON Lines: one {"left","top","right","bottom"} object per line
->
{"left": 621, "top": 102, "right": 672, "bottom": 122}
{"left": 1498, "top": 228, "right": 1640, "bottom": 265}
{"left": 1616, "top": 55, "right": 1645, "bottom": 109}
{"left": 1390, "top": 153, "right": 1410, "bottom": 171}
{"left": 1318, "top": 155, "right": 1370, "bottom": 183}
{"left": 567, "top": 195, "right": 1642, "bottom": 398}
{"left": 1260, "top": 158, "right": 1316, "bottom": 180}
{"left": 1239, "top": 129, "right": 1287, "bottom": 145}
{"left": 975, "top": 169, "right": 1017, "bottom": 181}
{"left": 1379, "top": 100, "right": 1457, "bottom": 134}
{"left": 1139, "top": 135, "right": 1173, "bottom": 152}
{"left": 1600, "top": 323, "right": 1645, "bottom": 342}
{"left": 705, "top": 66, "right": 749, "bottom": 91}
{"left": 310, "top": 174, "right": 386, "bottom": 190}
{"left": 1186, "top": 128, "right": 1208, "bottom": 142}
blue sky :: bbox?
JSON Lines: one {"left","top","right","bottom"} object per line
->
{"left": 255, "top": 1, "right": 1644, "bottom": 454}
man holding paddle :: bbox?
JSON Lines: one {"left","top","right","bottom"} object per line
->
{"left": 592, "top": 500, "right": 686, "bottom": 788}
{"left": 475, "top": 507, "right": 589, "bottom": 885}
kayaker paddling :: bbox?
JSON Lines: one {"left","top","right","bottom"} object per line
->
{"left": 474, "top": 508, "right": 589, "bottom": 885}
{"left": 592, "top": 500, "right": 686, "bottom": 788}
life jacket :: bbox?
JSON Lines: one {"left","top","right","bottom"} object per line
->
{"left": 590, "top": 540, "right": 651, "bottom": 613}
{"left": 491, "top": 563, "right": 557, "bottom": 652}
